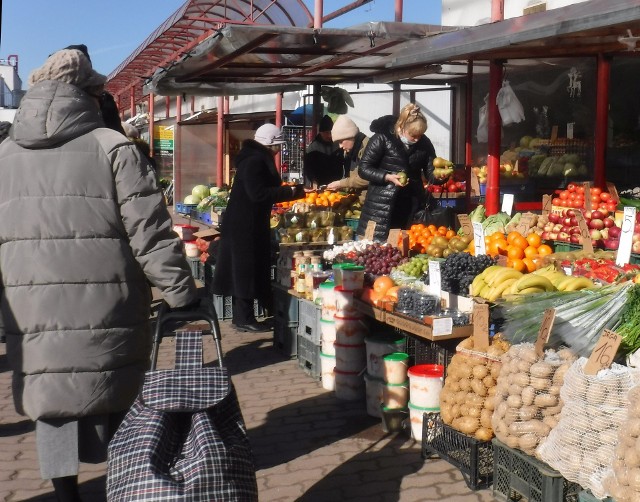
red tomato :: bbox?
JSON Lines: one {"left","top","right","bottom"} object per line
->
{"left": 552, "top": 197, "right": 562, "bottom": 206}
{"left": 600, "top": 192, "right": 612, "bottom": 202}
{"left": 590, "top": 187, "right": 602, "bottom": 196}
{"left": 591, "top": 195, "right": 601, "bottom": 204}
{"left": 432, "top": 185, "right": 443, "bottom": 193}
{"left": 559, "top": 190, "right": 570, "bottom": 200}
{"left": 567, "top": 183, "right": 577, "bottom": 192}
{"left": 606, "top": 201, "right": 618, "bottom": 212}
{"left": 577, "top": 185, "right": 586, "bottom": 195}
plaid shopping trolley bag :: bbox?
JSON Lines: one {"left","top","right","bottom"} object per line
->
{"left": 107, "top": 305, "right": 258, "bottom": 501}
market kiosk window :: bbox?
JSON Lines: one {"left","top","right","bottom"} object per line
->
{"left": 470, "top": 58, "right": 597, "bottom": 206}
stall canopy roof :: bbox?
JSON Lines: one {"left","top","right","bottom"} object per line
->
{"left": 144, "top": 21, "right": 457, "bottom": 96}
{"left": 145, "top": 0, "right": 640, "bottom": 96}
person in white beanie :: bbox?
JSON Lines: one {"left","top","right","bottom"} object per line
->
{"left": 0, "top": 46, "right": 200, "bottom": 501}
{"left": 326, "top": 115, "right": 370, "bottom": 192}
{"left": 212, "top": 123, "right": 305, "bottom": 332}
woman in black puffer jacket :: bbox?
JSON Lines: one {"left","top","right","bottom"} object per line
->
{"left": 357, "top": 104, "right": 439, "bottom": 241}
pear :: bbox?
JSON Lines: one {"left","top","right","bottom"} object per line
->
{"left": 397, "top": 171, "right": 408, "bottom": 186}
{"left": 433, "top": 157, "right": 454, "bottom": 168}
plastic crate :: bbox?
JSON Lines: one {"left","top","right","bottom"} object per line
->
{"left": 204, "top": 263, "right": 215, "bottom": 295}
{"left": 404, "top": 335, "right": 457, "bottom": 373}
{"left": 196, "top": 211, "right": 213, "bottom": 225}
{"left": 344, "top": 218, "right": 360, "bottom": 232}
{"left": 297, "top": 298, "right": 321, "bottom": 345}
{"left": 273, "top": 285, "right": 299, "bottom": 325}
{"left": 297, "top": 335, "right": 321, "bottom": 380}
{"left": 186, "top": 256, "right": 203, "bottom": 281}
{"left": 212, "top": 295, "right": 264, "bottom": 321}
{"left": 422, "top": 413, "right": 493, "bottom": 490}
{"left": 578, "top": 491, "right": 615, "bottom": 502}
{"left": 175, "top": 202, "right": 197, "bottom": 215}
{"left": 274, "top": 318, "right": 297, "bottom": 358}
{"left": 493, "top": 438, "right": 581, "bottom": 502}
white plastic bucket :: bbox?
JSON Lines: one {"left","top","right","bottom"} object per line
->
{"left": 363, "top": 372, "right": 384, "bottom": 418}
{"left": 334, "top": 369, "right": 364, "bottom": 401}
{"left": 320, "top": 319, "right": 336, "bottom": 355}
{"left": 334, "top": 286, "right": 359, "bottom": 317}
{"left": 408, "top": 364, "right": 444, "bottom": 409}
{"left": 319, "top": 352, "right": 336, "bottom": 391}
{"left": 382, "top": 352, "right": 410, "bottom": 384}
{"left": 382, "top": 380, "right": 409, "bottom": 409}
{"left": 408, "top": 402, "right": 440, "bottom": 441}
{"left": 334, "top": 343, "right": 366, "bottom": 373}
{"left": 334, "top": 314, "right": 368, "bottom": 345}
{"left": 364, "top": 335, "right": 407, "bottom": 380}
{"left": 318, "top": 281, "right": 336, "bottom": 320}
{"left": 341, "top": 265, "right": 365, "bottom": 291}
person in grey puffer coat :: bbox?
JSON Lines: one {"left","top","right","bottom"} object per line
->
{"left": 0, "top": 47, "right": 198, "bottom": 500}
{"left": 356, "top": 104, "right": 441, "bottom": 242}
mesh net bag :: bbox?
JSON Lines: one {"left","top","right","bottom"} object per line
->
{"left": 602, "top": 384, "right": 640, "bottom": 501}
{"left": 491, "top": 343, "right": 577, "bottom": 457}
{"left": 537, "top": 357, "right": 640, "bottom": 500}
{"left": 439, "top": 335, "right": 510, "bottom": 441}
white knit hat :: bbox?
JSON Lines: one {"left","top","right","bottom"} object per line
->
{"left": 29, "top": 49, "right": 107, "bottom": 90}
{"left": 254, "top": 123, "right": 286, "bottom": 145}
{"left": 331, "top": 115, "right": 359, "bottom": 142}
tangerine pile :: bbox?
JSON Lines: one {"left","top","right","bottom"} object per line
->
{"left": 407, "top": 223, "right": 457, "bottom": 254}
{"left": 484, "top": 231, "right": 552, "bottom": 272}
{"left": 274, "top": 190, "right": 353, "bottom": 209}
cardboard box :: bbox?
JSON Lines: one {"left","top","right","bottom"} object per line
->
{"left": 385, "top": 312, "right": 471, "bottom": 341}
{"left": 352, "top": 298, "right": 386, "bottom": 322}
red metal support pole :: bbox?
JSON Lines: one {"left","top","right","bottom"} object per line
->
{"left": 148, "top": 94, "right": 155, "bottom": 159}
{"left": 216, "top": 96, "right": 224, "bottom": 188}
{"left": 465, "top": 61, "right": 474, "bottom": 204}
{"left": 594, "top": 54, "right": 610, "bottom": 189}
{"left": 491, "top": 0, "right": 504, "bottom": 22}
{"left": 130, "top": 92, "right": 135, "bottom": 122}
{"left": 313, "top": 0, "right": 323, "bottom": 29}
{"left": 275, "top": 92, "right": 283, "bottom": 173}
{"left": 486, "top": 60, "right": 503, "bottom": 216}
{"left": 175, "top": 95, "right": 182, "bottom": 206}
{"left": 395, "top": 0, "right": 403, "bottom": 21}
{"left": 392, "top": 0, "right": 403, "bottom": 116}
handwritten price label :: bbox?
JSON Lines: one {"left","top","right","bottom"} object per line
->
{"left": 535, "top": 309, "right": 556, "bottom": 356}
{"left": 515, "top": 213, "right": 535, "bottom": 236}
{"left": 428, "top": 260, "right": 441, "bottom": 296}
{"left": 501, "top": 193, "right": 514, "bottom": 216}
{"left": 458, "top": 214, "right": 473, "bottom": 236}
{"left": 472, "top": 303, "right": 489, "bottom": 351}
{"left": 364, "top": 221, "right": 376, "bottom": 241}
{"left": 574, "top": 210, "right": 594, "bottom": 254}
{"left": 472, "top": 222, "right": 486, "bottom": 256}
{"left": 616, "top": 206, "right": 636, "bottom": 267}
{"left": 542, "top": 195, "right": 552, "bottom": 216}
{"left": 584, "top": 182, "right": 592, "bottom": 211}
{"left": 583, "top": 329, "right": 622, "bottom": 375}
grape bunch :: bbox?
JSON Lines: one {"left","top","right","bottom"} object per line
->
{"left": 440, "top": 252, "right": 496, "bottom": 296}
{"left": 336, "top": 242, "right": 408, "bottom": 276}
{"left": 395, "top": 254, "right": 430, "bottom": 278}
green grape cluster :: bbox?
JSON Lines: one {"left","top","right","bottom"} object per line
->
{"left": 395, "top": 254, "right": 431, "bottom": 278}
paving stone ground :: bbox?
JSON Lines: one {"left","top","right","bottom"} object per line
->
{"left": 0, "top": 317, "right": 496, "bottom": 501}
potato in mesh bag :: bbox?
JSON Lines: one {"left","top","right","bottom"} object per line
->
{"left": 440, "top": 335, "right": 509, "bottom": 441}
{"left": 491, "top": 343, "right": 576, "bottom": 456}
{"left": 537, "top": 358, "right": 640, "bottom": 500}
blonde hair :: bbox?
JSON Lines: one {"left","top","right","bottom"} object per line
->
{"left": 395, "top": 103, "right": 427, "bottom": 137}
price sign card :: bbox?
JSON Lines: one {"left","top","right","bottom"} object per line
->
{"left": 428, "top": 260, "right": 441, "bottom": 296}
{"left": 515, "top": 213, "right": 536, "bottom": 236}
{"left": 432, "top": 317, "right": 454, "bottom": 337}
{"left": 535, "top": 308, "right": 556, "bottom": 356}
{"left": 584, "top": 182, "right": 592, "bottom": 211}
{"left": 584, "top": 329, "right": 622, "bottom": 375}
{"left": 472, "top": 303, "right": 490, "bottom": 351}
{"left": 501, "top": 194, "right": 514, "bottom": 216}
{"left": 616, "top": 206, "right": 636, "bottom": 267}
{"left": 472, "top": 222, "right": 486, "bottom": 255}
{"left": 364, "top": 221, "right": 376, "bottom": 241}
{"left": 457, "top": 214, "right": 473, "bottom": 236}
{"left": 607, "top": 182, "right": 620, "bottom": 203}
{"left": 542, "top": 194, "right": 552, "bottom": 216}
{"left": 574, "top": 210, "right": 594, "bottom": 254}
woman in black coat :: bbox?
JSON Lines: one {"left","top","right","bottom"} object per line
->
{"left": 357, "top": 104, "right": 439, "bottom": 242}
{"left": 213, "top": 124, "right": 304, "bottom": 332}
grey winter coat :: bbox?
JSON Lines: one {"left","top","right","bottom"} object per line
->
{"left": 0, "top": 80, "right": 198, "bottom": 421}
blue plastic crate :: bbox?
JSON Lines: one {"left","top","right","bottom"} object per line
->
{"left": 175, "top": 202, "right": 197, "bottom": 215}
{"left": 297, "top": 335, "right": 321, "bottom": 380}
{"left": 196, "top": 211, "right": 213, "bottom": 225}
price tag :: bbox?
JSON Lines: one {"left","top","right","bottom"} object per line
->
{"left": 584, "top": 329, "right": 622, "bottom": 375}
{"left": 497, "top": 255, "right": 508, "bottom": 266}
{"left": 563, "top": 266, "right": 572, "bottom": 275}
{"left": 550, "top": 125, "right": 559, "bottom": 142}
{"left": 535, "top": 308, "right": 556, "bottom": 356}
{"left": 583, "top": 182, "right": 592, "bottom": 211}
{"left": 387, "top": 228, "right": 401, "bottom": 246}
{"left": 399, "top": 230, "right": 410, "bottom": 257}
{"left": 515, "top": 213, "right": 535, "bottom": 236}
{"left": 429, "top": 260, "right": 441, "bottom": 296}
{"left": 616, "top": 206, "right": 636, "bottom": 266}
{"left": 567, "top": 122, "right": 574, "bottom": 140}
{"left": 457, "top": 214, "right": 473, "bottom": 236}
{"left": 470, "top": 172, "right": 481, "bottom": 196}
{"left": 501, "top": 193, "right": 514, "bottom": 215}
{"left": 364, "top": 221, "right": 376, "bottom": 241}
{"left": 472, "top": 303, "right": 490, "bottom": 351}
{"left": 542, "top": 194, "right": 552, "bottom": 216}
{"left": 574, "top": 210, "right": 594, "bottom": 254}
{"left": 432, "top": 317, "right": 454, "bottom": 336}
{"left": 607, "top": 182, "right": 620, "bottom": 203}
{"left": 472, "top": 222, "right": 486, "bottom": 255}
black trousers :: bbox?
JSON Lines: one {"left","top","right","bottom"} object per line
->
{"left": 232, "top": 297, "right": 255, "bottom": 325}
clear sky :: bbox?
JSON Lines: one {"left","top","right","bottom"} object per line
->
{"left": 0, "top": 0, "right": 440, "bottom": 87}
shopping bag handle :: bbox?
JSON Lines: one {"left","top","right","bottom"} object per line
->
{"left": 150, "top": 301, "right": 224, "bottom": 370}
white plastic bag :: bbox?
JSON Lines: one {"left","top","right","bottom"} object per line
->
{"left": 496, "top": 80, "right": 525, "bottom": 126}
{"left": 476, "top": 94, "right": 488, "bottom": 143}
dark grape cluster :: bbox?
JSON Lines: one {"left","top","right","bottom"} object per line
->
{"left": 440, "top": 252, "right": 496, "bottom": 295}
{"left": 394, "top": 288, "right": 439, "bottom": 319}
{"left": 336, "top": 243, "right": 408, "bottom": 276}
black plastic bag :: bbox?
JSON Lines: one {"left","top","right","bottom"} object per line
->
{"left": 412, "top": 192, "right": 457, "bottom": 228}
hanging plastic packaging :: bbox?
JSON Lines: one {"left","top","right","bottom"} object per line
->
{"left": 496, "top": 80, "right": 525, "bottom": 126}
{"left": 477, "top": 94, "right": 488, "bottom": 143}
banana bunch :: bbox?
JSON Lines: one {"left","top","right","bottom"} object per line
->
{"left": 471, "top": 265, "right": 524, "bottom": 302}
{"left": 533, "top": 266, "right": 595, "bottom": 292}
